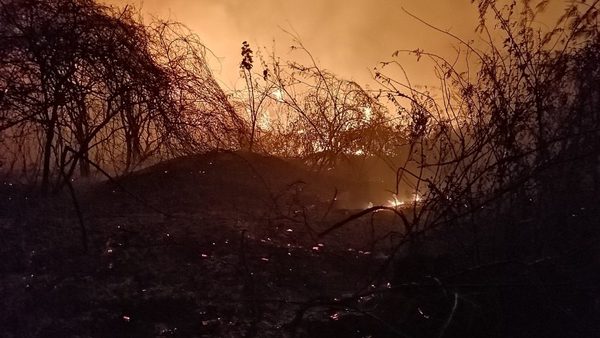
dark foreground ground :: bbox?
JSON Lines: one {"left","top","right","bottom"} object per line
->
{"left": 1, "top": 151, "right": 599, "bottom": 337}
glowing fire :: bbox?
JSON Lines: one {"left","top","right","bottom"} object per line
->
{"left": 387, "top": 195, "right": 404, "bottom": 208}
{"left": 272, "top": 88, "right": 284, "bottom": 102}
{"left": 386, "top": 193, "right": 423, "bottom": 208}
{"left": 362, "top": 106, "right": 372, "bottom": 121}
{"left": 259, "top": 111, "right": 271, "bottom": 129}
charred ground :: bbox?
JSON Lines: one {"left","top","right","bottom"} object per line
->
{"left": 1, "top": 151, "right": 599, "bottom": 337}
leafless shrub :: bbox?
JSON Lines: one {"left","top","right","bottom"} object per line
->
{"left": 0, "top": 0, "right": 241, "bottom": 193}
{"left": 234, "top": 37, "right": 399, "bottom": 172}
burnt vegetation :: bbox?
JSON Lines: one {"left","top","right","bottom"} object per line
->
{"left": 1, "top": 0, "right": 599, "bottom": 337}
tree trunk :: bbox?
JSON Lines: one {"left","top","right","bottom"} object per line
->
{"left": 41, "top": 105, "right": 58, "bottom": 195}
{"left": 79, "top": 143, "right": 90, "bottom": 177}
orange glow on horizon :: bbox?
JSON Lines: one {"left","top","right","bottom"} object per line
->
{"left": 103, "top": 0, "right": 565, "bottom": 92}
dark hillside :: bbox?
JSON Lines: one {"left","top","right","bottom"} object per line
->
{"left": 101, "top": 151, "right": 331, "bottom": 213}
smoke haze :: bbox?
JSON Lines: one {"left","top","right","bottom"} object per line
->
{"left": 104, "top": 0, "right": 563, "bottom": 89}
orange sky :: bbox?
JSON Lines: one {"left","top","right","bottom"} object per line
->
{"left": 103, "top": 0, "right": 564, "bottom": 90}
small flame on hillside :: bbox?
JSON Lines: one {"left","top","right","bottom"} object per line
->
{"left": 387, "top": 195, "right": 404, "bottom": 208}
{"left": 386, "top": 193, "right": 423, "bottom": 208}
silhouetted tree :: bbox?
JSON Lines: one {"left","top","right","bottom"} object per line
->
{"left": 368, "top": 0, "right": 600, "bottom": 262}
{"left": 235, "top": 38, "right": 394, "bottom": 170}
{"left": 0, "top": 0, "right": 240, "bottom": 192}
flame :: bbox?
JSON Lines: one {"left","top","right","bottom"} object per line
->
{"left": 272, "top": 88, "right": 284, "bottom": 102}
{"left": 259, "top": 111, "right": 271, "bottom": 129}
{"left": 387, "top": 195, "right": 404, "bottom": 208}
{"left": 362, "top": 106, "right": 372, "bottom": 121}
{"left": 311, "top": 141, "right": 325, "bottom": 152}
